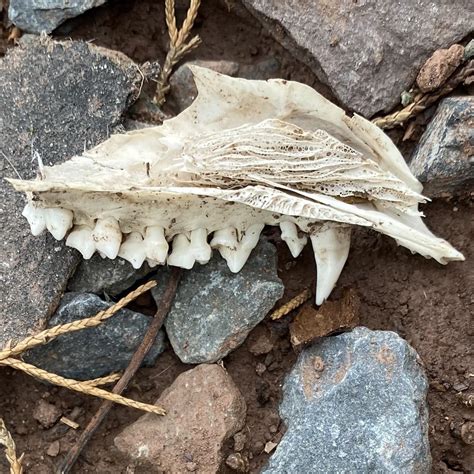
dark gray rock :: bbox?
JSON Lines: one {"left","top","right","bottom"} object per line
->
{"left": 9, "top": 0, "right": 108, "bottom": 34}
{"left": 263, "top": 327, "right": 430, "bottom": 473}
{"left": 242, "top": 0, "right": 473, "bottom": 117}
{"left": 152, "top": 240, "right": 284, "bottom": 364}
{"left": 0, "top": 36, "right": 141, "bottom": 347}
{"left": 410, "top": 97, "right": 474, "bottom": 197}
{"left": 68, "top": 255, "right": 153, "bottom": 297}
{"left": 24, "top": 293, "right": 165, "bottom": 380}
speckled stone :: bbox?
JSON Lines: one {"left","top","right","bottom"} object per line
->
{"left": 263, "top": 327, "right": 431, "bottom": 473}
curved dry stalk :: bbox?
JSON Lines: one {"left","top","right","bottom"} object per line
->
{"left": 0, "top": 419, "right": 23, "bottom": 474}
{"left": 154, "top": 0, "right": 202, "bottom": 106}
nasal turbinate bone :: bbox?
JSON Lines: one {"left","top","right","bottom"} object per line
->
{"left": 311, "top": 225, "right": 351, "bottom": 306}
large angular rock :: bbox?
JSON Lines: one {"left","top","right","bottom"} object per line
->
{"left": 24, "top": 293, "right": 165, "bottom": 380}
{"left": 0, "top": 36, "right": 141, "bottom": 347}
{"left": 152, "top": 240, "right": 284, "bottom": 364}
{"left": 115, "top": 364, "right": 246, "bottom": 472}
{"left": 9, "top": 0, "right": 108, "bottom": 34}
{"left": 263, "top": 327, "right": 430, "bottom": 473}
{"left": 410, "top": 96, "right": 474, "bottom": 197}
{"left": 242, "top": 0, "right": 473, "bottom": 117}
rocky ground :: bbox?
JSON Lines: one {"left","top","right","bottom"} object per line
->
{"left": 0, "top": 1, "right": 473, "bottom": 473}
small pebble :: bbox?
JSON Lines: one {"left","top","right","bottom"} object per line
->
{"left": 33, "top": 400, "right": 62, "bottom": 429}
{"left": 185, "top": 461, "right": 198, "bottom": 472}
{"left": 252, "top": 441, "right": 264, "bottom": 454}
{"left": 255, "top": 362, "right": 266, "bottom": 376}
{"left": 46, "top": 440, "right": 60, "bottom": 457}
{"left": 269, "top": 424, "right": 278, "bottom": 434}
{"left": 233, "top": 431, "right": 247, "bottom": 452}
{"left": 225, "top": 452, "right": 249, "bottom": 472}
{"left": 461, "top": 421, "right": 474, "bottom": 445}
{"left": 453, "top": 382, "right": 468, "bottom": 392}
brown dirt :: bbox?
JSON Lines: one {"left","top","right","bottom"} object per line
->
{"left": 0, "top": 1, "right": 472, "bottom": 473}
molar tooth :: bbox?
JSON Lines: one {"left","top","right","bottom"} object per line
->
{"left": 310, "top": 225, "right": 351, "bottom": 306}
{"left": 144, "top": 226, "right": 169, "bottom": 265}
{"left": 66, "top": 225, "right": 96, "bottom": 259}
{"left": 44, "top": 208, "right": 73, "bottom": 240}
{"left": 210, "top": 228, "right": 238, "bottom": 250}
{"left": 212, "top": 224, "right": 264, "bottom": 273}
{"left": 22, "top": 202, "right": 47, "bottom": 236}
{"left": 167, "top": 233, "right": 195, "bottom": 269}
{"left": 280, "top": 221, "right": 308, "bottom": 258}
{"left": 92, "top": 217, "right": 122, "bottom": 259}
{"left": 190, "top": 228, "right": 212, "bottom": 264}
{"left": 118, "top": 232, "right": 147, "bottom": 269}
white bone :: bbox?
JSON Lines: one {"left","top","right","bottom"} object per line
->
{"left": 189, "top": 228, "right": 212, "bottom": 264}
{"left": 212, "top": 224, "right": 264, "bottom": 273}
{"left": 118, "top": 232, "right": 147, "bottom": 269}
{"left": 311, "top": 225, "right": 351, "bottom": 306}
{"left": 92, "top": 217, "right": 122, "bottom": 259}
{"left": 167, "top": 233, "right": 195, "bottom": 269}
{"left": 280, "top": 221, "right": 308, "bottom": 258}
{"left": 22, "top": 202, "right": 47, "bottom": 236}
{"left": 144, "top": 226, "right": 168, "bottom": 266}
{"left": 44, "top": 207, "right": 73, "bottom": 240}
{"left": 66, "top": 225, "right": 96, "bottom": 259}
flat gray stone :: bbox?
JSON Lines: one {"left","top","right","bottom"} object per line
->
{"left": 242, "top": 0, "right": 474, "bottom": 117}
{"left": 24, "top": 293, "right": 165, "bottom": 380}
{"left": 410, "top": 96, "right": 474, "bottom": 197}
{"left": 68, "top": 254, "right": 153, "bottom": 297}
{"left": 263, "top": 327, "right": 430, "bottom": 473}
{"left": 152, "top": 240, "right": 284, "bottom": 364}
{"left": 0, "top": 36, "right": 141, "bottom": 347}
{"left": 9, "top": 0, "right": 108, "bottom": 34}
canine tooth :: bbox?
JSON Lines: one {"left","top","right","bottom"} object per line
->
{"left": 66, "top": 225, "right": 96, "bottom": 259}
{"left": 311, "top": 225, "right": 351, "bottom": 306}
{"left": 92, "top": 217, "right": 122, "bottom": 259}
{"left": 167, "top": 233, "right": 195, "bottom": 269}
{"left": 22, "top": 202, "right": 47, "bottom": 236}
{"left": 44, "top": 208, "right": 73, "bottom": 240}
{"left": 190, "top": 228, "right": 212, "bottom": 264}
{"left": 118, "top": 232, "right": 147, "bottom": 269}
{"left": 280, "top": 221, "right": 308, "bottom": 258}
{"left": 144, "top": 226, "right": 169, "bottom": 265}
{"left": 213, "top": 224, "right": 264, "bottom": 273}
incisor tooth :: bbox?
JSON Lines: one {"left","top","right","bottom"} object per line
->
{"left": 144, "top": 226, "right": 168, "bottom": 265}
{"left": 167, "top": 233, "right": 195, "bottom": 269}
{"left": 118, "top": 232, "right": 147, "bottom": 269}
{"left": 280, "top": 221, "right": 308, "bottom": 258}
{"left": 22, "top": 202, "right": 47, "bottom": 236}
{"left": 44, "top": 208, "right": 73, "bottom": 240}
{"left": 212, "top": 224, "right": 264, "bottom": 273}
{"left": 189, "top": 228, "right": 212, "bottom": 264}
{"left": 66, "top": 225, "right": 96, "bottom": 259}
{"left": 310, "top": 225, "right": 351, "bottom": 306}
{"left": 92, "top": 217, "right": 122, "bottom": 259}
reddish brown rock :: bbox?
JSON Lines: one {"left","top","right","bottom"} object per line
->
{"left": 416, "top": 44, "right": 464, "bottom": 93}
{"left": 114, "top": 364, "right": 246, "bottom": 472}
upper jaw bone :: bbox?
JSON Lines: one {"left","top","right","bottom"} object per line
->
{"left": 66, "top": 225, "right": 96, "bottom": 259}
{"left": 280, "top": 221, "right": 308, "bottom": 258}
{"left": 144, "top": 226, "right": 169, "bottom": 266}
{"left": 310, "top": 225, "right": 351, "bottom": 306}
{"left": 211, "top": 223, "right": 265, "bottom": 273}
{"left": 167, "top": 228, "right": 212, "bottom": 269}
{"left": 92, "top": 217, "right": 122, "bottom": 259}
{"left": 118, "top": 231, "right": 147, "bottom": 269}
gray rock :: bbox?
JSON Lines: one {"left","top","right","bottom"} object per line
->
{"left": 263, "top": 327, "right": 430, "bottom": 473}
{"left": 410, "top": 97, "right": 474, "bottom": 197}
{"left": 152, "top": 240, "right": 284, "bottom": 364}
{"left": 242, "top": 0, "right": 474, "bottom": 117}
{"left": 68, "top": 254, "right": 153, "bottom": 297}
{"left": 0, "top": 36, "right": 141, "bottom": 347}
{"left": 9, "top": 0, "right": 108, "bottom": 34}
{"left": 24, "top": 292, "right": 165, "bottom": 380}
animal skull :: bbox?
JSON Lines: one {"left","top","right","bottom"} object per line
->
{"left": 8, "top": 67, "right": 464, "bottom": 305}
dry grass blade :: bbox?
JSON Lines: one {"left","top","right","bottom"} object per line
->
{"left": 0, "top": 280, "right": 157, "bottom": 361}
{"left": 154, "top": 0, "right": 202, "bottom": 106}
{"left": 0, "top": 419, "right": 23, "bottom": 474}
{"left": 271, "top": 288, "right": 312, "bottom": 320}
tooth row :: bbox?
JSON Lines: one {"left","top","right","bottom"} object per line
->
{"left": 23, "top": 204, "right": 352, "bottom": 304}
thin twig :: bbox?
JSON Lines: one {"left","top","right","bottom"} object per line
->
{"left": 153, "top": 0, "right": 202, "bottom": 106}
{"left": 59, "top": 268, "right": 182, "bottom": 474}
{"left": 0, "top": 419, "right": 23, "bottom": 474}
